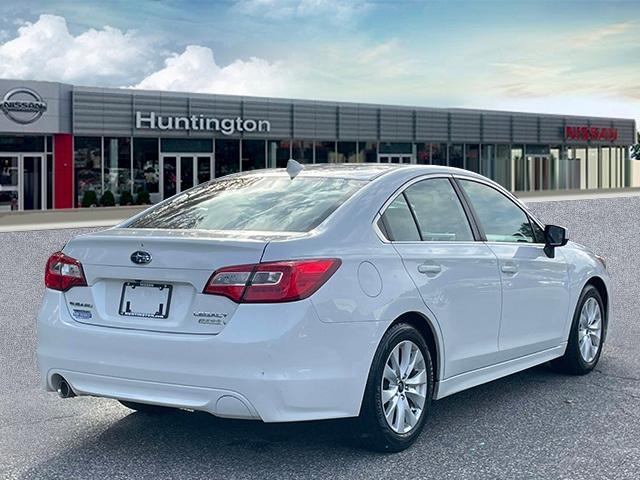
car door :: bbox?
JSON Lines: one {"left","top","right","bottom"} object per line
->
{"left": 456, "top": 178, "right": 571, "bottom": 360}
{"left": 380, "top": 176, "right": 503, "bottom": 378}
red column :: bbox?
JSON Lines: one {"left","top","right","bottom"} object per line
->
{"left": 53, "top": 134, "right": 73, "bottom": 209}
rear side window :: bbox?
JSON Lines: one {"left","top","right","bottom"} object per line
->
{"left": 403, "top": 178, "right": 474, "bottom": 241}
{"left": 459, "top": 179, "right": 535, "bottom": 243}
{"left": 379, "top": 194, "right": 421, "bottom": 241}
{"left": 127, "top": 176, "right": 366, "bottom": 232}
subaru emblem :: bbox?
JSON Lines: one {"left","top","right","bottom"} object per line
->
{"left": 130, "top": 251, "right": 152, "bottom": 265}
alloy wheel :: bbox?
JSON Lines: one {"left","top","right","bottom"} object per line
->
{"left": 578, "top": 297, "right": 602, "bottom": 363}
{"left": 381, "top": 340, "right": 428, "bottom": 434}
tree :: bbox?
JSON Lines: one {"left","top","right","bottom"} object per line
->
{"left": 631, "top": 131, "right": 640, "bottom": 160}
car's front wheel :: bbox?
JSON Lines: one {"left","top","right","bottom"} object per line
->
{"left": 551, "top": 284, "right": 605, "bottom": 374}
{"left": 355, "top": 323, "right": 434, "bottom": 452}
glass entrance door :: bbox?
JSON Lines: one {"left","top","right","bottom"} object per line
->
{"left": 23, "top": 155, "right": 43, "bottom": 210}
{"left": 0, "top": 155, "right": 19, "bottom": 211}
{"left": 378, "top": 154, "right": 413, "bottom": 164}
{"left": 160, "top": 155, "right": 213, "bottom": 200}
{"left": 0, "top": 154, "right": 44, "bottom": 211}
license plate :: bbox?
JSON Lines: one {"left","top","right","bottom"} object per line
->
{"left": 119, "top": 282, "right": 172, "bottom": 319}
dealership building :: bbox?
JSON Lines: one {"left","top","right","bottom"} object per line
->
{"left": 0, "top": 78, "right": 636, "bottom": 212}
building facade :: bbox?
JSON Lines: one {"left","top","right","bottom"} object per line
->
{"left": 0, "top": 78, "right": 636, "bottom": 212}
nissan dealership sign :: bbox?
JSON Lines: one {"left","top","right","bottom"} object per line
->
{"left": 136, "top": 111, "right": 271, "bottom": 135}
{"left": 0, "top": 87, "right": 48, "bottom": 124}
{"left": 565, "top": 125, "right": 619, "bottom": 142}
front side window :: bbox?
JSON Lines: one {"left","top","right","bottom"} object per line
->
{"left": 127, "top": 175, "right": 365, "bottom": 232}
{"left": 459, "top": 179, "right": 535, "bottom": 243}
{"left": 403, "top": 178, "right": 473, "bottom": 241}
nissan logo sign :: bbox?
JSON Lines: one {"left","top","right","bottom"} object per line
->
{"left": 0, "top": 87, "right": 48, "bottom": 124}
{"left": 130, "top": 251, "right": 152, "bottom": 265}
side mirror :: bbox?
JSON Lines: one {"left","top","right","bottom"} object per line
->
{"left": 543, "top": 224, "right": 568, "bottom": 258}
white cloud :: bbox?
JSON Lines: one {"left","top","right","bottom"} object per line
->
{"left": 233, "top": 0, "right": 370, "bottom": 21}
{"left": 134, "top": 45, "right": 291, "bottom": 97}
{"left": 570, "top": 21, "right": 635, "bottom": 47}
{"left": 0, "top": 14, "right": 155, "bottom": 84}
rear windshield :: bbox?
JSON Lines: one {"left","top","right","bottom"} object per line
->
{"left": 126, "top": 175, "right": 366, "bottom": 232}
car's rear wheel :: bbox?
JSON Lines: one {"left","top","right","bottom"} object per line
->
{"left": 118, "top": 400, "right": 176, "bottom": 414}
{"left": 551, "top": 284, "right": 605, "bottom": 374}
{"left": 355, "top": 323, "right": 434, "bottom": 452}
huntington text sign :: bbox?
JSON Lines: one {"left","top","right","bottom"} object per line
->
{"left": 136, "top": 111, "right": 271, "bottom": 135}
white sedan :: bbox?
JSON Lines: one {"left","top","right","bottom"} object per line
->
{"left": 37, "top": 163, "right": 609, "bottom": 452}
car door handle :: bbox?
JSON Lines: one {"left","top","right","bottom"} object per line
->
{"left": 417, "top": 263, "right": 442, "bottom": 275}
{"left": 501, "top": 263, "right": 518, "bottom": 274}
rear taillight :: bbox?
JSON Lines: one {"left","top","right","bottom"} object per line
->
{"left": 45, "top": 252, "right": 87, "bottom": 292}
{"left": 203, "top": 259, "right": 341, "bottom": 303}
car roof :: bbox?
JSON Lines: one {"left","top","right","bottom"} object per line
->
{"left": 230, "top": 163, "right": 483, "bottom": 182}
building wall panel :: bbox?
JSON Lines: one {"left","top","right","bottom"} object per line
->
{"left": 415, "top": 109, "right": 448, "bottom": 141}
{"left": 451, "top": 111, "right": 481, "bottom": 142}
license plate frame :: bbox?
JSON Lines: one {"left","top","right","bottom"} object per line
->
{"left": 118, "top": 281, "right": 172, "bottom": 319}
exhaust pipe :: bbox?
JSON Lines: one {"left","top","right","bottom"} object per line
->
{"left": 57, "top": 378, "right": 76, "bottom": 398}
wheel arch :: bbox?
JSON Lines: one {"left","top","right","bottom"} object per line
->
{"left": 585, "top": 276, "right": 609, "bottom": 341}
{"left": 387, "top": 311, "right": 444, "bottom": 384}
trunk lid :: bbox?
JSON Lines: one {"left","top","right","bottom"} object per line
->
{"left": 61, "top": 228, "right": 299, "bottom": 334}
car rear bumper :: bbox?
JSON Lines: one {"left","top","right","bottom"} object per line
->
{"left": 37, "top": 290, "right": 386, "bottom": 422}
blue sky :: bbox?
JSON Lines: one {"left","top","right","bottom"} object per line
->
{"left": 0, "top": 0, "right": 638, "bottom": 124}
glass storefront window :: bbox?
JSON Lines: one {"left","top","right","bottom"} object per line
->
{"left": 161, "top": 138, "right": 213, "bottom": 153}
{"left": 379, "top": 143, "right": 412, "bottom": 154}
{"left": 267, "top": 140, "right": 290, "bottom": 168}
{"left": 197, "top": 157, "right": 212, "bottom": 184}
{"left": 600, "top": 147, "right": 610, "bottom": 189}
{"left": 416, "top": 143, "right": 430, "bottom": 165}
{"left": 291, "top": 140, "right": 313, "bottom": 164}
{"left": 0, "top": 156, "right": 19, "bottom": 211}
{"left": 336, "top": 142, "right": 357, "bottom": 162}
{"left": 242, "top": 139, "right": 265, "bottom": 171}
{"left": 104, "top": 137, "right": 132, "bottom": 202}
{"left": 431, "top": 144, "right": 447, "bottom": 166}
{"left": 610, "top": 147, "right": 618, "bottom": 188}
{"left": 315, "top": 141, "right": 335, "bottom": 164}
{"left": 465, "top": 144, "right": 480, "bottom": 173}
{"left": 46, "top": 154, "right": 53, "bottom": 209}
{"left": 480, "top": 144, "right": 494, "bottom": 177}
{"left": 449, "top": 144, "right": 463, "bottom": 169}
{"left": 511, "top": 146, "right": 524, "bottom": 191}
{"left": 587, "top": 147, "right": 599, "bottom": 189}
{"left": 133, "top": 138, "right": 159, "bottom": 204}
{"left": 573, "top": 148, "right": 586, "bottom": 189}
{"left": 550, "top": 146, "right": 560, "bottom": 190}
{"left": 74, "top": 136, "right": 102, "bottom": 207}
{"left": 0, "top": 135, "right": 44, "bottom": 152}
{"left": 495, "top": 145, "right": 510, "bottom": 189}
{"left": 215, "top": 139, "right": 239, "bottom": 178}
{"left": 358, "top": 141, "right": 377, "bottom": 163}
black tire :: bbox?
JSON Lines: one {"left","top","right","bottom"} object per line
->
{"left": 550, "top": 284, "right": 605, "bottom": 375}
{"left": 118, "top": 400, "right": 176, "bottom": 414}
{"left": 354, "top": 323, "right": 434, "bottom": 452}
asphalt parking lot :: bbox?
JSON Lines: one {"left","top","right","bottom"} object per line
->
{"left": 1, "top": 196, "right": 639, "bottom": 480}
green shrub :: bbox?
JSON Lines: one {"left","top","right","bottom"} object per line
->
{"left": 100, "top": 190, "right": 116, "bottom": 207}
{"left": 119, "top": 190, "right": 134, "bottom": 205}
{"left": 136, "top": 190, "right": 151, "bottom": 205}
{"left": 81, "top": 190, "right": 98, "bottom": 208}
